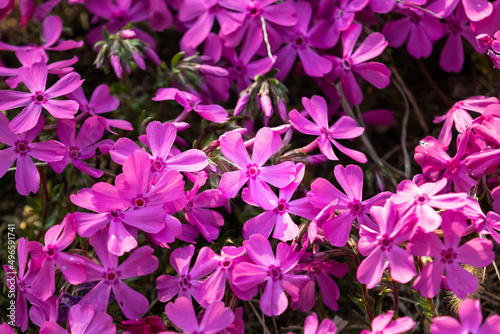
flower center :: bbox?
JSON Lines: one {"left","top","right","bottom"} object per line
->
{"left": 246, "top": 164, "right": 260, "bottom": 179}
{"left": 32, "top": 91, "right": 46, "bottom": 104}
{"left": 221, "top": 259, "right": 232, "bottom": 270}
{"left": 378, "top": 235, "right": 393, "bottom": 251}
{"left": 133, "top": 195, "right": 147, "bottom": 208}
{"left": 179, "top": 274, "right": 192, "bottom": 291}
{"left": 15, "top": 140, "right": 30, "bottom": 157}
{"left": 341, "top": 58, "right": 352, "bottom": 71}
{"left": 46, "top": 247, "right": 56, "bottom": 257}
{"left": 268, "top": 265, "right": 282, "bottom": 281}
{"left": 104, "top": 269, "right": 120, "bottom": 284}
{"left": 415, "top": 194, "right": 428, "bottom": 204}
{"left": 409, "top": 12, "right": 422, "bottom": 24}
{"left": 348, "top": 200, "right": 364, "bottom": 215}
{"left": 69, "top": 146, "right": 80, "bottom": 159}
{"left": 247, "top": 4, "right": 262, "bottom": 17}
{"left": 151, "top": 157, "right": 167, "bottom": 173}
{"left": 109, "top": 210, "right": 124, "bottom": 221}
{"left": 448, "top": 19, "right": 462, "bottom": 34}
{"left": 440, "top": 248, "right": 457, "bottom": 264}
{"left": 274, "top": 199, "right": 289, "bottom": 215}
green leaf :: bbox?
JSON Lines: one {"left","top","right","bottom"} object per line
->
{"left": 171, "top": 51, "right": 185, "bottom": 68}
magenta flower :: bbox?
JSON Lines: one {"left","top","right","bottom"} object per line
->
{"left": 40, "top": 304, "right": 115, "bottom": 334}
{"left": 232, "top": 235, "right": 310, "bottom": 316}
{"left": 49, "top": 117, "right": 113, "bottom": 178}
{"left": 465, "top": 114, "right": 500, "bottom": 178}
{"left": 0, "top": 323, "right": 15, "bottom": 334}
{"left": 330, "top": 23, "right": 390, "bottom": 105}
{"left": 242, "top": 163, "right": 320, "bottom": 241}
{"left": 218, "top": 127, "right": 296, "bottom": 204}
{"left": 79, "top": 230, "right": 158, "bottom": 320}
{"left": 164, "top": 297, "right": 235, "bottom": 334}
{"left": 0, "top": 62, "right": 83, "bottom": 133}
{"left": 153, "top": 88, "right": 228, "bottom": 123}
{"left": 426, "top": 0, "right": 493, "bottom": 22}
{"left": 391, "top": 178, "right": 468, "bottom": 232}
{"left": 198, "top": 246, "right": 258, "bottom": 305}
{"left": 408, "top": 210, "right": 494, "bottom": 298}
{"left": 431, "top": 299, "right": 500, "bottom": 333}
{"left": 28, "top": 214, "right": 87, "bottom": 301}
{"left": 156, "top": 245, "right": 217, "bottom": 305}
{"left": 289, "top": 96, "right": 367, "bottom": 162}
{"left": 357, "top": 200, "right": 417, "bottom": 289}
{"left": 299, "top": 313, "right": 337, "bottom": 334}
{"left": 0, "top": 113, "right": 66, "bottom": 195}
{"left": 274, "top": 1, "right": 333, "bottom": 80}
{"left": 293, "top": 256, "right": 349, "bottom": 312}
{"left": 110, "top": 121, "right": 208, "bottom": 173}
{"left": 308, "top": 164, "right": 391, "bottom": 246}
{"left": 122, "top": 315, "right": 166, "bottom": 333}
{"left": 414, "top": 134, "right": 477, "bottom": 193}
{"left": 382, "top": 10, "right": 443, "bottom": 59}
{"left": 361, "top": 310, "right": 415, "bottom": 334}
{"left": 68, "top": 84, "right": 132, "bottom": 133}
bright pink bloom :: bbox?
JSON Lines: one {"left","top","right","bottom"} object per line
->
{"left": 153, "top": 88, "right": 228, "bottom": 123}
{"left": 299, "top": 313, "right": 337, "bottom": 334}
{"left": 28, "top": 214, "right": 87, "bottom": 301}
{"left": 391, "top": 178, "right": 468, "bottom": 232}
{"left": 408, "top": 210, "right": 494, "bottom": 298}
{"left": 274, "top": 1, "right": 333, "bottom": 80}
{"left": 0, "top": 323, "right": 15, "bottom": 334}
{"left": 465, "top": 114, "right": 500, "bottom": 177}
{"left": 49, "top": 117, "right": 113, "bottom": 178}
{"left": 0, "top": 113, "right": 66, "bottom": 196}
{"left": 198, "top": 246, "right": 258, "bottom": 304}
{"left": 163, "top": 297, "right": 234, "bottom": 334}
{"left": 331, "top": 23, "right": 390, "bottom": 105}
{"left": 357, "top": 200, "right": 417, "bottom": 288}
{"left": 156, "top": 245, "right": 217, "bottom": 304}
{"left": 232, "top": 235, "right": 310, "bottom": 316}
{"left": 68, "top": 84, "right": 132, "bottom": 133}
{"left": 382, "top": 10, "right": 442, "bottom": 59}
{"left": 79, "top": 230, "right": 158, "bottom": 319}
{"left": 431, "top": 299, "right": 500, "bottom": 333}
{"left": 242, "top": 163, "right": 319, "bottom": 241}
{"left": 308, "top": 164, "right": 391, "bottom": 246}
{"left": 361, "top": 310, "right": 415, "bottom": 334}
{"left": 122, "top": 315, "right": 165, "bottom": 334}
{"left": 218, "top": 127, "right": 296, "bottom": 204}
{"left": 414, "top": 133, "right": 477, "bottom": 193}
{"left": 426, "top": 0, "right": 493, "bottom": 22}
{"left": 110, "top": 121, "right": 208, "bottom": 173}
{"left": 0, "top": 62, "right": 83, "bottom": 133}
{"left": 289, "top": 96, "right": 367, "bottom": 162}
{"left": 40, "top": 304, "right": 115, "bottom": 334}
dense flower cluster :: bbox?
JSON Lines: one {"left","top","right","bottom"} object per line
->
{"left": 1, "top": 0, "right": 500, "bottom": 333}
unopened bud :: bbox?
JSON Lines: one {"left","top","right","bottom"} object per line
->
{"left": 121, "top": 29, "right": 137, "bottom": 40}
{"left": 234, "top": 92, "right": 250, "bottom": 116}
{"left": 195, "top": 64, "right": 228, "bottom": 77}
{"left": 260, "top": 92, "right": 273, "bottom": 117}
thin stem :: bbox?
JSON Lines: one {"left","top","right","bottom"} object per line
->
{"left": 392, "top": 280, "right": 399, "bottom": 316}
{"left": 38, "top": 165, "right": 50, "bottom": 221}
{"left": 391, "top": 76, "right": 412, "bottom": 179}
{"left": 248, "top": 301, "right": 272, "bottom": 334}
{"left": 349, "top": 243, "right": 374, "bottom": 322}
{"left": 260, "top": 17, "right": 274, "bottom": 62}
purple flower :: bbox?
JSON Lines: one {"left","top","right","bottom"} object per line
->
{"left": 408, "top": 210, "right": 494, "bottom": 298}
{"left": 232, "top": 235, "right": 310, "bottom": 316}
{"left": 289, "top": 95, "right": 367, "bottom": 163}
{"left": 361, "top": 310, "right": 415, "bottom": 334}
{"left": 164, "top": 297, "right": 235, "bottom": 334}
{"left": 79, "top": 230, "right": 158, "bottom": 319}
{"left": 0, "top": 113, "right": 66, "bottom": 195}
{"left": 431, "top": 299, "right": 500, "bottom": 333}
{"left": 331, "top": 23, "right": 390, "bottom": 105}
{"left": 40, "top": 304, "right": 115, "bottom": 334}
{"left": 301, "top": 313, "right": 337, "bottom": 334}
{"left": 0, "top": 62, "right": 83, "bottom": 133}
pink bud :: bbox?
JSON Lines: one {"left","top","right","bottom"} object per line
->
{"left": 121, "top": 29, "right": 137, "bottom": 40}
{"left": 488, "top": 50, "right": 500, "bottom": 69}
{"left": 476, "top": 33, "right": 493, "bottom": 49}
{"left": 234, "top": 92, "right": 250, "bottom": 116}
{"left": 260, "top": 92, "right": 273, "bottom": 117}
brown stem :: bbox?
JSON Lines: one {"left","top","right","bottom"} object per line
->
{"left": 350, "top": 243, "right": 374, "bottom": 322}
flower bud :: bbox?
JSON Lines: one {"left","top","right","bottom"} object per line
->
{"left": 121, "top": 29, "right": 137, "bottom": 40}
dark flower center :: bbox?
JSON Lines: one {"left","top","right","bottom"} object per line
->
{"left": 179, "top": 274, "right": 192, "bottom": 291}
{"left": 246, "top": 164, "right": 260, "bottom": 179}
{"left": 268, "top": 265, "right": 282, "bottom": 281}
{"left": 415, "top": 194, "right": 428, "bottom": 204}
{"left": 69, "top": 146, "right": 80, "bottom": 159}
{"left": 341, "top": 58, "right": 352, "bottom": 71}
{"left": 15, "top": 140, "right": 30, "bottom": 157}
{"left": 441, "top": 248, "right": 457, "bottom": 264}
{"left": 378, "top": 235, "right": 393, "bottom": 251}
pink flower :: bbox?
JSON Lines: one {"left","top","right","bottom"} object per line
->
{"left": 361, "top": 310, "right": 415, "bottom": 334}
{"left": 301, "top": 313, "right": 337, "bottom": 334}
{"left": 40, "top": 304, "right": 115, "bottom": 334}
{"left": 431, "top": 299, "right": 500, "bottom": 333}
{"left": 0, "top": 113, "right": 66, "bottom": 196}
{"left": 408, "top": 210, "right": 494, "bottom": 298}
{"left": 308, "top": 164, "right": 391, "bottom": 246}
{"left": 391, "top": 178, "right": 468, "bottom": 232}
{"left": 330, "top": 23, "right": 390, "bottom": 105}
{"left": 289, "top": 95, "right": 367, "bottom": 162}
{"left": 357, "top": 200, "right": 417, "bottom": 289}
{"left": 232, "top": 235, "right": 310, "bottom": 316}
{"left": 218, "top": 127, "right": 296, "bottom": 204}
{"left": 79, "top": 230, "right": 158, "bottom": 320}
{"left": 122, "top": 315, "right": 166, "bottom": 334}
{"left": 156, "top": 245, "right": 217, "bottom": 305}
{"left": 0, "top": 62, "right": 83, "bottom": 133}
{"left": 163, "top": 297, "right": 235, "bottom": 334}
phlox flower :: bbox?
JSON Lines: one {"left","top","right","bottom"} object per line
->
{"left": 431, "top": 299, "right": 500, "bottom": 333}
{"left": 163, "top": 297, "right": 234, "bottom": 334}
{"left": 122, "top": 315, "right": 165, "bottom": 333}
{"left": 465, "top": 113, "right": 500, "bottom": 178}
{"left": 308, "top": 164, "right": 391, "bottom": 246}
{"left": 0, "top": 62, "right": 83, "bottom": 134}
{"left": 357, "top": 200, "right": 417, "bottom": 289}
{"left": 361, "top": 310, "right": 415, "bottom": 334}
{"left": 156, "top": 245, "right": 217, "bottom": 305}
{"left": 0, "top": 113, "right": 66, "bottom": 195}
{"left": 242, "top": 163, "right": 320, "bottom": 242}
{"left": 408, "top": 210, "right": 494, "bottom": 298}
{"left": 28, "top": 214, "right": 87, "bottom": 301}
{"left": 0, "top": 323, "right": 15, "bottom": 334}
{"left": 391, "top": 178, "right": 468, "bottom": 232}
{"left": 79, "top": 230, "right": 158, "bottom": 320}
{"left": 287, "top": 313, "right": 336, "bottom": 334}
{"left": 40, "top": 304, "right": 115, "bottom": 334}
{"left": 49, "top": 117, "right": 114, "bottom": 178}
{"left": 426, "top": 0, "right": 493, "bottom": 21}
{"left": 198, "top": 246, "right": 258, "bottom": 305}
{"left": 331, "top": 23, "right": 390, "bottom": 105}
{"left": 218, "top": 127, "right": 296, "bottom": 205}
{"left": 232, "top": 234, "right": 310, "bottom": 316}
{"left": 289, "top": 96, "right": 367, "bottom": 163}
{"left": 382, "top": 10, "right": 442, "bottom": 59}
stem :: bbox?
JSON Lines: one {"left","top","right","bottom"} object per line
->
{"left": 260, "top": 17, "right": 274, "bottom": 62}
{"left": 248, "top": 301, "right": 272, "bottom": 334}
{"left": 391, "top": 76, "right": 412, "bottom": 179}
{"left": 38, "top": 165, "right": 50, "bottom": 221}
{"left": 349, "top": 243, "right": 374, "bottom": 322}
{"left": 392, "top": 280, "right": 399, "bottom": 316}
{"left": 417, "top": 257, "right": 437, "bottom": 317}
{"left": 173, "top": 109, "right": 190, "bottom": 123}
